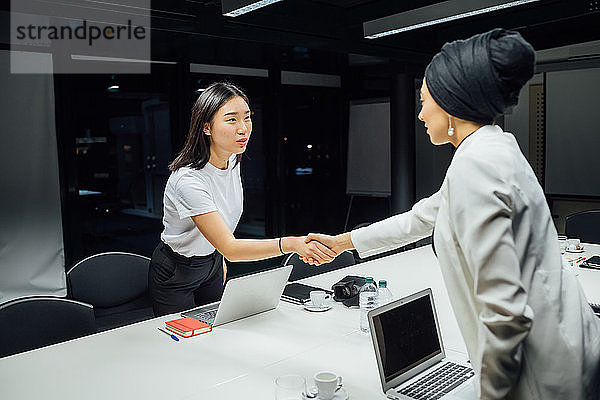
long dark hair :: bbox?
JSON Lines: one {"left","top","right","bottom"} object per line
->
{"left": 169, "top": 81, "right": 249, "bottom": 171}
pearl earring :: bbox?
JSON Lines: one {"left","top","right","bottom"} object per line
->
{"left": 447, "top": 116, "right": 454, "bottom": 136}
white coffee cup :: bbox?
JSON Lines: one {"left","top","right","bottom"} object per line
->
{"left": 314, "top": 371, "right": 342, "bottom": 400}
{"left": 309, "top": 291, "right": 331, "bottom": 308}
{"left": 567, "top": 238, "right": 581, "bottom": 251}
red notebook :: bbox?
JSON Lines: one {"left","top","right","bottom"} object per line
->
{"left": 165, "top": 317, "right": 212, "bottom": 337}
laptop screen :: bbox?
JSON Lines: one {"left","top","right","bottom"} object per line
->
{"left": 371, "top": 292, "right": 442, "bottom": 383}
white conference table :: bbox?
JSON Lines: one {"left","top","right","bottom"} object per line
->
{"left": 569, "top": 243, "right": 600, "bottom": 304}
{"left": 1, "top": 243, "right": 599, "bottom": 400}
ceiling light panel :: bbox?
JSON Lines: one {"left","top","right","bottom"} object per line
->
{"left": 363, "top": 0, "right": 541, "bottom": 39}
{"left": 222, "top": 0, "right": 284, "bottom": 17}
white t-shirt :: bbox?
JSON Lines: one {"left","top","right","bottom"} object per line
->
{"left": 160, "top": 154, "right": 243, "bottom": 257}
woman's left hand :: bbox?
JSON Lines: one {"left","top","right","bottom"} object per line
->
{"left": 222, "top": 258, "right": 227, "bottom": 285}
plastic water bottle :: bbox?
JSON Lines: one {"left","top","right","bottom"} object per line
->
{"left": 359, "top": 277, "right": 378, "bottom": 333}
{"left": 378, "top": 280, "right": 393, "bottom": 305}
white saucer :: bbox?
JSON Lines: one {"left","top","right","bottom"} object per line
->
{"left": 330, "top": 388, "right": 349, "bottom": 400}
{"left": 566, "top": 248, "right": 585, "bottom": 253}
{"left": 302, "top": 388, "right": 348, "bottom": 400}
{"left": 303, "top": 301, "right": 332, "bottom": 312}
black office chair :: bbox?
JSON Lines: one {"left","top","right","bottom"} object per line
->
{"left": 565, "top": 210, "right": 600, "bottom": 244}
{"left": 67, "top": 252, "right": 154, "bottom": 331}
{"left": 0, "top": 296, "right": 96, "bottom": 358}
{"left": 283, "top": 251, "right": 356, "bottom": 282}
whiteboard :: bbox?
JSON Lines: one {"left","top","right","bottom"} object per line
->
{"left": 0, "top": 50, "right": 66, "bottom": 303}
{"left": 346, "top": 99, "right": 391, "bottom": 196}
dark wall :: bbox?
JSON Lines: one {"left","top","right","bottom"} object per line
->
{"left": 53, "top": 43, "right": 376, "bottom": 274}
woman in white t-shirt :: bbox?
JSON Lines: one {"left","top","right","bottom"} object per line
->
{"left": 149, "top": 81, "right": 335, "bottom": 316}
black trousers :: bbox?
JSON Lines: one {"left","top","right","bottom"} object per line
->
{"left": 148, "top": 242, "right": 224, "bottom": 317}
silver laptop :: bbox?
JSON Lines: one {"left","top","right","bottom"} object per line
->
{"left": 368, "top": 288, "right": 477, "bottom": 400}
{"left": 181, "top": 265, "right": 292, "bottom": 327}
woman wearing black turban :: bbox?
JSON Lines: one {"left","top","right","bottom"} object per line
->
{"left": 306, "top": 29, "right": 600, "bottom": 399}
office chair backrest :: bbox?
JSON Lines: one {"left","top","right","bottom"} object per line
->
{"left": 565, "top": 210, "right": 600, "bottom": 244}
{"left": 283, "top": 251, "right": 356, "bottom": 282}
{"left": 0, "top": 296, "right": 96, "bottom": 358}
{"left": 67, "top": 252, "right": 151, "bottom": 307}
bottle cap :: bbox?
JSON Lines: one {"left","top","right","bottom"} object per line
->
{"left": 379, "top": 280, "right": 387, "bottom": 288}
{"left": 365, "top": 277, "right": 374, "bottom": 283}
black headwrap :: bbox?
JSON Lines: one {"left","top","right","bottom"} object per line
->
{"left": 424, "top": 28, "right": 535, "bottom": 124}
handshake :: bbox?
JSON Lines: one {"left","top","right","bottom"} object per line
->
{"left": 293, "top": 232, "right": 354, "bottom": 266}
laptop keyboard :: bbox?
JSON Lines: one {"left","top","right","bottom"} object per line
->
{"left": 190, "top": 309, "right": 217, "bottom": 324}
{"left": 397, "top": 361, "right": 474, "bottom": 400}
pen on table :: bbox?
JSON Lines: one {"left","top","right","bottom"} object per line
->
{"left": 157, "top": 327, "right": 179, "bottom": 341}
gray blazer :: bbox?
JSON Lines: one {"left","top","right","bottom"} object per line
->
{"left": 352, "top": 125, "right": 600, "bottom": 400}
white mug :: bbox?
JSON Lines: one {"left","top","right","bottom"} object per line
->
{"left": 309, "top": 291, "right": 331, "bottom": 308}
{"left": 314, "top": 371, "right": 342, "bottom": 400}
{"left": 567, "top": 238, "right": 581, "bottom": 251}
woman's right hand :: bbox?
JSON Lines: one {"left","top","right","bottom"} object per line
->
{"left": 284, "top": 236, "right": 337, "bottom": 266}
{"left": 307, "top": 232, "right": 354, "bottom": 253}
{"left": 299, "top": 232, "right": 355, "bottom": 265}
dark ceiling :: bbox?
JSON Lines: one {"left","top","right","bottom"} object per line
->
{"left": 5, "top": 0, "right": 600, "bottom": 72}
{"left": 146, "top": 0, "right": 600, "bottom": 69}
